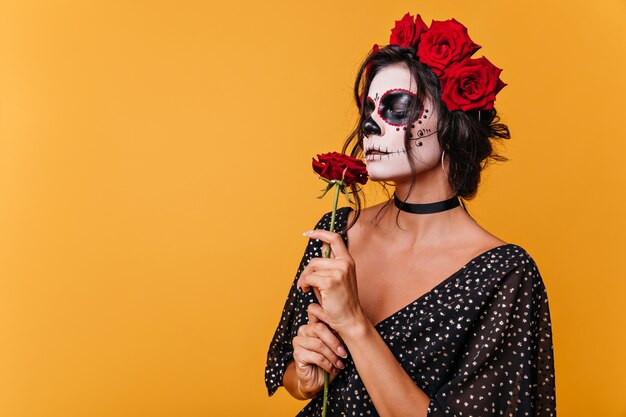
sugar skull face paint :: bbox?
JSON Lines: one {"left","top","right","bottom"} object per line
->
{"left": 361, "top": 63, "right": 441, "bottom": 182}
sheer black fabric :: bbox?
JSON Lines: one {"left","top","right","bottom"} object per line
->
{"left": 265, "top": 207, "right": 556, "bottom": 416}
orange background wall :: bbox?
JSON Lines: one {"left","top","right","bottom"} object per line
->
{"left": 1, "top": 0, "right": 624, "bottom": 416}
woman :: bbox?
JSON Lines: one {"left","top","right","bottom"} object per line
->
{"left": 265, "top": 13, "right": 556, "bottom": 417}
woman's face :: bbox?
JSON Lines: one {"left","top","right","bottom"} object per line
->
{"left": 362, "top": 63, "right": 442, "bottom": 182}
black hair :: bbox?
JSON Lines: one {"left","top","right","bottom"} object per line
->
{"left": 339, "top": 44, "right": 510, "bottom": 234}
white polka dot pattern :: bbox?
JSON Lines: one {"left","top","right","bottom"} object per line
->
{"left": 265, "top": 207, "right": 557, "bottom": 416}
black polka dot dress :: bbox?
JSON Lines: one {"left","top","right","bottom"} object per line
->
{"left": 265, "top": 207, "right": 557, "bottom": 416}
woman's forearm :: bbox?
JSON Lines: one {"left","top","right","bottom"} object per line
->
{"left": 282, "top": 359, "right": 320, "bottom": 401}
{"left": 341, "top": 314, "right": 432, "bottom": 417}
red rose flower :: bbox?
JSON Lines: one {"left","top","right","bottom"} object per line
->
{"left": 309, "top": 151, "right": 368, "bottom": 408}
{"left": 312, "top": 152, "right": 368, "bottom": 186}
{"left": 389, "top": 13, "right": 428, "bottom": 48}
{"left": 439, "top": 56, "right": 507, "bottom": 112}
{"left": 416, "top": 18, "right": 481, "bottom": 76}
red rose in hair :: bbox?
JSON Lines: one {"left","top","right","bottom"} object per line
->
{"left": 417, "top": 18, "right": 481, "bottom": 76}
{"left": 312, "top": 152, "right": 368, "bottom": 187}
{"left": 389, "top": 13, "right": 428, "bottom": 48}
{"left": 439, "top": 56, "right": 507, "bottom": 112}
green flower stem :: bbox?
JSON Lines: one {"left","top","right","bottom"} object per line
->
{"left": 324, "top": 183, "right": 341, "bottom": 257}
{"left": 322, "top": 182, "right": 341, "bottom": 417}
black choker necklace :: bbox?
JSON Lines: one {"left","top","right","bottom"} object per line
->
{"left": 393, "top": 192, "right": 460, "bottom": 214}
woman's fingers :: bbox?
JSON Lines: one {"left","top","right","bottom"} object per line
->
{"left": 294, "top": 336, "right": 343, "bottom": 372}
{"left": 298, "top": 259, "right": 344, "bottom": 294}
{"left": 293, "top": 340, "right": 335, "bottom": 373}
{"left": 321, "top": 242, "right": 335, "bottom": 259}
{"left": 298, "top": 257, "right": 353, "bottom": 289}
{"left": 303, "top": 229, "right": 350, "bottom": 260}
{"left": 307, "top": 303, "right": 348, "bottom": 360}
{"left": 307, "top": 302, "right": 327, "bottom": 323}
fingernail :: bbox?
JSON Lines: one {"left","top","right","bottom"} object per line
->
{"left": 337, "top": 346, "right": 348, "bottom": 358}
{"left": 303, "top": 230, "right": 313, "bottom": 236}
{"left": 336, "top": 360, "right": 344, "bottom": 369}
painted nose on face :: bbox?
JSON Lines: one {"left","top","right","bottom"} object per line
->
{"left": 362, "top": 116, "right": 381, "bottom": 136}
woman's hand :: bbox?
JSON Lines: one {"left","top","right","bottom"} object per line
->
{"left": 292, "top": 303, "right": 348, "bottom": 397}
{"left": 297, "top": 229, "right": 367, "bottom": 337}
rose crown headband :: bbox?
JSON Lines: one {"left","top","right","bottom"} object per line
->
{"left": 369, "top": 13, "right": 506, "bottom": 112}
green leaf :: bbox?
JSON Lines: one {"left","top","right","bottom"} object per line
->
{"left": 316, "top": 182, "right": 335, "bottom": 199}
{"left": 319, "top": 182, "right": 333, "bottom": 192}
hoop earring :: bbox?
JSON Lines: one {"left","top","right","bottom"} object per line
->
{"left": 441, "top": 150, "right": 447, "bottom": 177}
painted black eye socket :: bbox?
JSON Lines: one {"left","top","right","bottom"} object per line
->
{"left": 378, "top": 89, "right": 423, "bottom": 126}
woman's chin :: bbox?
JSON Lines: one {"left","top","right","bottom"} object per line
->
{"left": 364, "top": 169, "right": 401, "bottom": 182}
{"left": 365, "top": 153, "right": 420, "bottom": 180}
